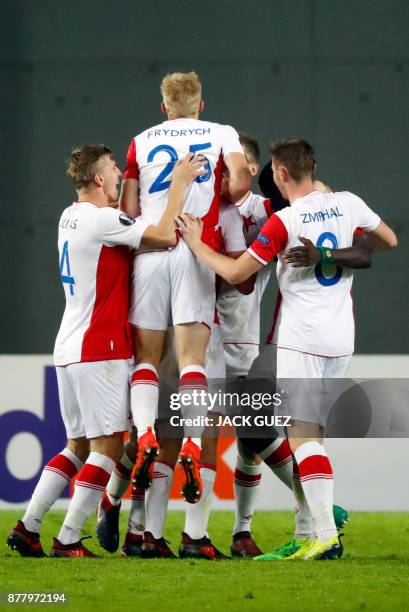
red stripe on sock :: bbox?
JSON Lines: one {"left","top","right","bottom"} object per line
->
{"left": 234, "top": 468, "right": 261, "bottom": 484}
{"left": 46, "top": 453, "right": 78, "bottom": 480}
{"left": 131, "top": 368, "right": 158, "bottom": 384}
{"left": 264, "top": 439, "right": 292, "bottom": 468}
{"left": 115, "top": 462, "right": 132, "bottom": 479}
{"left": 131, "top": 484, "right": 145, "bottom": 501}
{"left": 179, "top": 371, "right": 208, "bottom": 390}
{"left": 180, "top": 371, "right": 207, "bottom": 381}
{"left": 201, "top": 462, "right": 216, "bottom": 472}
{"left": 76, "top": 463, "right": 110, "bottom": 489}
{"left": 298, "top": 455, "right": 333, "bottom": 479}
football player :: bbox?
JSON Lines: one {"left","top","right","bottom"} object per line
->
{"left": 176, "top": 137, "right": 397, "bottom": 560}
{"left": 120, "top": 71, "right": 251, "bottom": 503}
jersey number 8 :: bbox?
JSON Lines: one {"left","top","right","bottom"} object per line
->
{"left": 315, "top": 231, "right": 342, "bottom": 286}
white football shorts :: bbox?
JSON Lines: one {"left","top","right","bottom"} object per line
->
{"left": 129, "top": 240, "right": 215, "bottom": 330}
{"left": 224, "top": 343, "right": 259, "bottom": 379}
{"left": 276, "top": 347, "right": 351, "bottom": 426}
{"left": 56, "top": 359, "right": 131, "bottom": 439}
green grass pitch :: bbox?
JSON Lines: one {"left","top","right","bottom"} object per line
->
{"left": 1, "top": 510, "right": 408, "bottom": 611}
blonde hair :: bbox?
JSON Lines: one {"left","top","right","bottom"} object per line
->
{"left": 160, "top": 71, "right": 202, "bottom": 117}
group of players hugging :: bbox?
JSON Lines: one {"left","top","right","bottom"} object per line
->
{"left": 8, "top": 72, "right": 397, "bottom": 561}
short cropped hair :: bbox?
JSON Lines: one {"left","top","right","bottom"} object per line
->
{"left": 269, "top": 138, "right": 316, "bottom": 182}
{"left": 160, "top": 71, "right": 202, "bottom": 117}
{"left": 66, "top": 144, "right": 112, "bottom": 190}
{"left": 239, "top": 132, "right": 260, "bottom": 163}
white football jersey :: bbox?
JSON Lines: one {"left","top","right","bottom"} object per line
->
{"left": 248, "top": 190, "right": 381, "bottom": 357}
{"left": 54, "top": 203, "right": 149, "bottom": 366}
{"left": 218, "top": 201, "right": 247, "bottom": 254}
{"left": 217, "top": 192, "right": 273, "bottom": 344}
{"left": 124, "top": 118, "right": 243, "bottom": 227}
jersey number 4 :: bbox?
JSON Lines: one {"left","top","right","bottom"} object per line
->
{"left": 148, "top": 143, "right": 212, "bottom": 193}
{"left": 315, "top": 231, "right": 342, "bottom": 286}
{"left": 59, "top": 241, "right": 75, "bottom": 295}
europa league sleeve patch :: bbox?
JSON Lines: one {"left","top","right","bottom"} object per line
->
{"left": 119, "top": 212, "right": 136, "bottom": 226}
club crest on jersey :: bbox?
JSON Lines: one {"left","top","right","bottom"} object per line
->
{"left": 119, "top": 212, "right": 136, "bottom": 226}
{"left": 257, "top": 232, "right": 270, "bottom": 245}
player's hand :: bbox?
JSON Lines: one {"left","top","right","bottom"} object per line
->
{"left": 283, "top": 236, "right": 321, "bottom": 267}
{"left": 172, "top": 153, "right": 207, "bottom": 186}
{"left": 175, "top": 213, "right": 203, "bottom": 249}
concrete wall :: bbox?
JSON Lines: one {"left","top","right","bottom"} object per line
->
{"left": 1, "top": 1, "right": 408, "bottom": 353}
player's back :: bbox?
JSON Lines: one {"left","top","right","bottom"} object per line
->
{"left": 132, "top": 118, "right": 241, "bottom": 225}
{"left": 268, "top": 190, "right": 380, "bottom": 356}
{"left": 54, "top": 203, "right": 132, "bottom": 366}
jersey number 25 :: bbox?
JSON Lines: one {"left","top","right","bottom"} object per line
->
{"left": 148, "top": 143, "right": 212, "bottom": 193}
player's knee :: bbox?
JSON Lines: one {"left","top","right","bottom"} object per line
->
{"left": 91, "top": 434, "right": 124, "bottom": 463}
{"left": 67, "top": 437, "right": 89, "bottom": 463}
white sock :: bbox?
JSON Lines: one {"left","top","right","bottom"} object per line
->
{"left": 184, "top": 466, "right": 216, "bottom": 539}
{"left": 131, "top": 363, "right": 159, "bottom": 437}
{"left": 179, "top": 365, "right": 208, "bottom": 450}
{"left": 259, "top": 437, "right": 293, "bottom": 489}
{"left": 106, "top": 451, "right": 134, "bottom": 505}
{"left": 128, "top": 485, "right": 145, "bottom": 536}
{"left": 292, "top": 459, "right": 313, "bottom": 541}
{"left": 294, "top": 442, "right": 336, "bottom": 543}
{"left": 22, "top": 448, "right": 83, "bottom": 533}
{"left": 144, "top": 462, "right": 173, "bottom": 539}
{"left": 232, "top": 455, "right": 262, "bottom": 536}
{"left": 58, "top": 452, "right": 114, "bottom": 545}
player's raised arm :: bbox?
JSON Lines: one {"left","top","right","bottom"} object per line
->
{"left": 177, "top": 213, "right": 262, "bottom": 285}
{"left": 221, "top": 126, "right": 251, "bottom": 203}
{"left": 140, "top": 154, "right": 206, "bottom": 248}
{"left": 283, "top": 234, "right": 373, "bottom": 269}
{"left": 120, "top": 139, "right": 140, "bottom": 218}
{"left": 367, "top": 220, "right": 398, "bottom": 251}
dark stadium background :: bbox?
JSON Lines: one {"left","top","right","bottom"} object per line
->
{"left": 1, "top": 0, "right": 407, "bottom": 354}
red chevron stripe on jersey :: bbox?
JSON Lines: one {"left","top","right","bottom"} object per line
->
{"left": 81, "top": 245, "right": 132, "bottom": 362}
{"left": 123, "top": 138, "right": 140, "bottom": 180}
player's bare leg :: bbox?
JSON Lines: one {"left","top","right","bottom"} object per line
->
{"left": 130, "top": 326, "right": 166, "bottom": 488}
{"left": 174, "top": 322, "right": 210, "bottom": 503}
{"left": 51, "top": 433, "right": 124, "bottom": 558}
{"left": 7, "top": 437, "right": 89, "bottom": 558}
{"left": 180, "top": 419, "right": 226, "bottom": 559}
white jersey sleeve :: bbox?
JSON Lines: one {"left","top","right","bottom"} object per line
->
{"left": 234, "top": 191, "right": 275, "bottom": 244}
{"left": 98, "top": 208, "right": 150, "bottom": 249}
{"left": 219, "top": 202, "right": 246, "bottom": 253}
{"left": 220, "top": 125, "right": 244, "bottom": 158}
{"left": 342, "top": 192, "right": 381, "bottom": 232}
